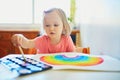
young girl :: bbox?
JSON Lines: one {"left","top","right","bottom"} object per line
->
{"left": 11, "top": 8, "right": 85, "bottom": 54}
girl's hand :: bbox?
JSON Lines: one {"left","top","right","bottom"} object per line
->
{"left": 75, "top": 47, "right": 83, "bottom": 53}
{"left": 75, "top": 47, "right": 90, "bottom": 54}
{"left": 11, "top": 34, "right": 24, "bottom": 47}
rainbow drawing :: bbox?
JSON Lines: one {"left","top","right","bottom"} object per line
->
{"left": 40, "top": 54, "right": 104, "bottom": 66}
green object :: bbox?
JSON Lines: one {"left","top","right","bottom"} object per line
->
{"left": 70, "top": 0, "right": 76, "bottom": 24}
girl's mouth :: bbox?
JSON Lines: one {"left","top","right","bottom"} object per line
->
{"left": 50, "top": 32, "right": 55, "bottom": 34}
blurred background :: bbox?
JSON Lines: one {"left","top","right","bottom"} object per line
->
{"left": 0, "top": 0, "right": 120, "bottom": 59}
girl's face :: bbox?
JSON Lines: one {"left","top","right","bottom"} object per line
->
{"left": 43, "top": 11, "right": 63, "bottom": 39}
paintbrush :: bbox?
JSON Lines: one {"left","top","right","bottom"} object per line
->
{"left": 18, "top": 46, "right": 26, "bottom": 61}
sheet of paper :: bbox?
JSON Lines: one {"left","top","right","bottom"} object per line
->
{"left": 32, "top": 52, "right": 120, "bottom": 71}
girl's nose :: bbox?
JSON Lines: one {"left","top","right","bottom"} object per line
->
{"left": 49, "top": 26, "right": 54, "bottom": 30}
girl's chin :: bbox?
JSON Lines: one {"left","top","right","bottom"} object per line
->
{"left": 49, "top": 35, "right": 56, "bottom": 38}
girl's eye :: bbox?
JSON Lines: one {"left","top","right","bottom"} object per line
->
{"left": 54, "top": 24, "right": 59, "bottom": 27}
{"left": 45, "top": 25, "right": 50, "bottom": 27}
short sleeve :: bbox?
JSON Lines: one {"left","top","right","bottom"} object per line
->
{"left": 34, "top": 35, "right": 48, "bottom": 53}
{"left": 65, "top": 36, "right": 75, "bottom": 52}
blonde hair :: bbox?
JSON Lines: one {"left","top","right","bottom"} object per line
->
{"left": 43, "top": 8, "right": 71, "bottom": 35}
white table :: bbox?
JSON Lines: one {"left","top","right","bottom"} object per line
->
{"left": 0, "top": 54, "right": 120, "bottom": 80}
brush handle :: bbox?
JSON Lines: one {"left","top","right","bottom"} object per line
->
{"left": 18, "top": 46, "right": 26, "bottom": 61}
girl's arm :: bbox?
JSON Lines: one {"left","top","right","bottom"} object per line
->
{"left": 11, "top": 34, "right": 35, "bottom": 49}
{"left": 75, "top": 47, "right": 90, "bottom": 54}
{"left": 75, "top": 47, "right": 83, "bottom": 52}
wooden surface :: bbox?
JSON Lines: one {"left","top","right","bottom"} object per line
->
{"left": 0, "top": 29, "right": 39, "bottom": 58}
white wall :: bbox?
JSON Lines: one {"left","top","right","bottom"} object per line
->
{"left": 80, "top": 24, "right": 120, "bottom": 59}
{"left": 77, "top": 0, "right": 120, "bottom": 59}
